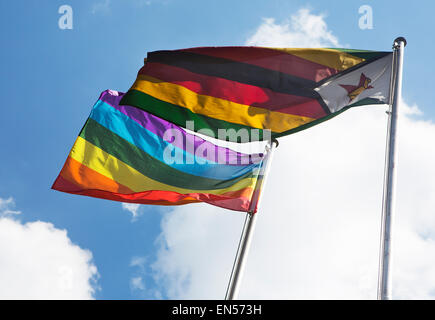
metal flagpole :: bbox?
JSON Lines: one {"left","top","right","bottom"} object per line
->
{"left": 377, "top": 37, "right": 406, "bottom": 300}
{"left": 225, "top": 138, "right": 278, "bottom": 300}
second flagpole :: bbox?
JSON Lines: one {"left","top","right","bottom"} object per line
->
{"left": 377, "top": 37, "right": 406, "bottom": 300}
{"left": 225, "top": 139, "right": 278, "bottom": 300}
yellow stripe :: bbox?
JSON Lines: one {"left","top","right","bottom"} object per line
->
{"left": 267, "top": 48, "right": 365, "bottom": 71}
{"left": 69, "top": 136, "right": 258, "bottom": 196}
{"left": 132, "top": 75, "right": 315, "bottom": 133}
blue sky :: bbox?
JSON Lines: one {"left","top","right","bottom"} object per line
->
{"left": 1, "top": 0, "right": 434, "bottom": 299}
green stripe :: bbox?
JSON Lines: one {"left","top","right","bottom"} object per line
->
{"left": 331, "top": 48, "right": 391, "bottom": 61}
{"left": 80, "top": 118, "right": 256, "bottom": 190}
{"left": 347, "top": 97, "right": 386, "bottom": 108}
{"left": 119, "top": 89, "right": 272, "bottom": 142}
{"left": 120, "top": 89, "right": 384, "bottom": 142}
{"left": 273, "top": 98, "right": 385, "bottom": 138}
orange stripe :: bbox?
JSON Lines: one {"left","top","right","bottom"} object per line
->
{"left": 60, "top": 156, "right": 134, "bottom": 194}
{"left": 57, "top": 157, "right": 254, "bottom": 201}
{"left": 220, "top": 187, "right": 253, "bottom": 200}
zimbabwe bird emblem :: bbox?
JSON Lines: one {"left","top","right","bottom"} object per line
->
{"left": 339, "top": 73, "right": 374, "bottom": 102}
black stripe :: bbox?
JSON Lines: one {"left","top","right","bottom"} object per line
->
{"left": 314, "top": 92, "right": 332, "bottom": 115}
{"left": 148, "top": 50, "right": 320, "bottom": 99}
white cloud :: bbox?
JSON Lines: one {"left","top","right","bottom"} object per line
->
{"left": 122, "top": 203, "right": 143, "bottom": 221}
{"left": 131, "top": 255, "right": 147, "bottom": 268}
{"left": 150, "top": 207, "right": 245, "bottom": 299}
{"left": 129, "top": 255, "right": 164, "bottom": 298}
{"left": 130, "top": 276, "right": 145, "bottom": 291}
{"left": 0, "top": 197, "right": 21, "bottom": 216}
{"left": 130, "top": 256, "right": 146, "bottom": 291}
{"left": 144, "top": 10, "right": 435, "bottom": 300}
{"left": 246, "top": 9, "right": 341, "bottom": 48}
{"left": 149, "top": 101, "right": 435, "bottom": 300}
{"left": 0, "top": 197, "right": 98, "bottom": 299}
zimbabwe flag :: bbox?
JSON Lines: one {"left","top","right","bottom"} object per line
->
{"left": 120, "top": 47, "right": 393, "bottom": 142}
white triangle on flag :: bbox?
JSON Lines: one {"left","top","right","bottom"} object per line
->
{"left": 314, "top": 53, "right": 393, "bottom": 113}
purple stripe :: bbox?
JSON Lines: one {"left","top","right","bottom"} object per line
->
{"left": 98, "top": 90, "right": 264, "bottom": 165}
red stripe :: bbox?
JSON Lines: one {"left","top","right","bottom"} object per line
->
{"left": 52, "top": 174, "right": 83, "bottom": 193}
{"left": 52, "top": 160, "right": 255, "bottom": 212}
{"left": 52, "top": 187, "right": 252, "bottom": 212}
{"left": 140, "top": 62, "right": 327, "bottom": 119}
{"left": 52, "top": 174, "right": 200, "bottom": 204}
{"left": 180, "top": 46, "right": 338, "bottom": 82}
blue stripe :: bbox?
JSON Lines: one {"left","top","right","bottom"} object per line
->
{"left": 89, "top": 101, "right": 262, "bottom": 180}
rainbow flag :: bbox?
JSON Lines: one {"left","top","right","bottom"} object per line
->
{"left": 52, "top": 90, "right": 269, "bottom": 212}
{"left": 120, "top": 46, "right": 393, "bottom": 142}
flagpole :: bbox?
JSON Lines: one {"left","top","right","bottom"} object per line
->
{"left": 225, "top": 139, "right": 278, "bottom": 300}
{"left": 377, "top": 37, "right": 406, "bottom": 300}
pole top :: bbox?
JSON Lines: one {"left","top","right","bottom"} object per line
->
{"left": 393, "top": 37, "right": 407, "bottom": 48}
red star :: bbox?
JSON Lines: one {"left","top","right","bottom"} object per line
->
{"left": 339, "top": 73, "right": 374, "bottom": 102}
